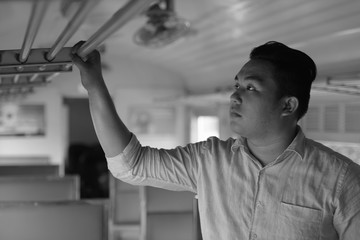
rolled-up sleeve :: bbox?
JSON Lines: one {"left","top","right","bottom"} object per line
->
{"left": 107, "top": 133, "right": 201, "bottom": 193}
{"left": 333, "top": 161, "right": 360, "bottom": 239}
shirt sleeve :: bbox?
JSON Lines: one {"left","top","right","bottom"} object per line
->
{"left": 106, "top": 133, "right": 204, "bottom": 193}
{"left": 333, "top": 161, "right": 360, "bottom": 239}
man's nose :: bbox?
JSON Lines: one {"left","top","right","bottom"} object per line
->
{"left": 230, "top": 92, "right": 242, "bottom": 104}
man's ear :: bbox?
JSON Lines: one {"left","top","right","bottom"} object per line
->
{"left": 281, "top": 96, "right": 299, "bottom": 117}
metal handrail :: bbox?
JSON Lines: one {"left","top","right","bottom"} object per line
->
{"left": 19, "top": 0, "right": 49, "bottom": 63}
{"left": 46, "top": 0, "right": 98, "bottom": 61}
{"left": 77, "top": 0, "right": 156, "bottom": 58}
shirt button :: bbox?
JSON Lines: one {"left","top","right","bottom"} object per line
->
{"left": 250, "top": 232, "right": 257, "bottom": 240}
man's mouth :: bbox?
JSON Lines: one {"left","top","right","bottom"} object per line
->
{"left": 230, "top": 111, "right": 242, "bottom": 118}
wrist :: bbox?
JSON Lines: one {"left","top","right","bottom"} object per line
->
{"left": 86, "top": 81, "right": 109, "bottom": 96}
{"left": 82, "top": 75, "right": 106, "bottom": 90}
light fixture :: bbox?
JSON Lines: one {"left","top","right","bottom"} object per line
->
{"left": 133, "top": 0, "right": 194, "bottom": 48}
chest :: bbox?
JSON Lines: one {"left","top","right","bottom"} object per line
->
{"left": 200, "top": 150, "right": 336, "bottom": 214}
{"left": 198, "top": 153, "right": 339, "bottom": 240}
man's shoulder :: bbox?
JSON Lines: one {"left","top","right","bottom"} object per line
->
{"left": 302, "top": 139, "right": 360, "bottom": 191}
{"left": 304, "top": 138, "right": 355, "bottom": 168}
{"left": 192, "top": 136, "right": 237, "bottom": 151}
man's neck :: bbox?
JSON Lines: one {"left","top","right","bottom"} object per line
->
{"left": 246, "top": 127, "right": 298, "bottom": 167}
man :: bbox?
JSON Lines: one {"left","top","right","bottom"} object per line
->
{"left": 72, "top": 41, "right": 360, "bottom": 239}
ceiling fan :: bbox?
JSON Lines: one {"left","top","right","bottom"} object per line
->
{"left": 133, "top": 0, "right": 195, "bottom": 48}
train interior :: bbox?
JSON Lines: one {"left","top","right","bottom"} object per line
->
{"left": 0, "top": 0, "right": 360, "bottom": 239}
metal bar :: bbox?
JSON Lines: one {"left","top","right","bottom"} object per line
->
{"left": 0, "top": 61, "right": 71, "bottom": 69}
{"left": 13, "top": 75, "right": 20, "bottom": 84}
{"left": 0, "top": 70, "right": 62, "bottom": 77}
{"left": 46, "top": 0, "right": 99, "bottom": 61}
{"left": 77, "top": 0, "right": 156, "bottom": 58}
{"left": 29, "top": 74, "right": 39, "bottom": 82}
{"left": 0, "top": 48, "right": 72, "bottom": 76}
{"left": 19, "top": 0, "right": 49, "bottom": 63}
{"left": 46, "top": 72, "right": 60, "bottom": 82}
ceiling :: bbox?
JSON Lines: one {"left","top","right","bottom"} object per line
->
{"left": 1, "top": 0, "right": 360, "bottom": 99}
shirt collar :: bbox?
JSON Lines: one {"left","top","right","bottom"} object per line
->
{"left": 285, "top": 126, "right": 305, "bottom": 160}
{"left": 231, "top": 126, "right": 306, "bottom": 160}
{"left": 231, "top": 136, "right": 245, "bottom": 153}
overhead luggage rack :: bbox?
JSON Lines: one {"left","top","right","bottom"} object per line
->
{"left": 0, "top": 47, "right": 73, "bottom": 82}
{"left": 0, "top": 0, "right": 157, "bottom": 99}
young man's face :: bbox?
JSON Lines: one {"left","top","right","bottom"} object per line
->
{"left": 229, "top": 59, "right": 285, "bottom": 139}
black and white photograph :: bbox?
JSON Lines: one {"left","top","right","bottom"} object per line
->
{"left": 0, "top": 0, "right": 360, "bottom": 239}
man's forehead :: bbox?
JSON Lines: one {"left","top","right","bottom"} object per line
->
{"left": 235, "top": 59, "right": 275, "bottom": 80}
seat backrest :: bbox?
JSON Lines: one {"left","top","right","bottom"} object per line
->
{"left": 0, "top": 164, "right": 59, "bottom": 176}
{"left": 0, "top": 175, "right": 79, "bottom": 201}
{"left": 0, "top": 201, "right": 107, "bottom": 240}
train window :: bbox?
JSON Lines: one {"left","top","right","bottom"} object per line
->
{"left": 305, "top": 106, "right": 320, "bottom": 131}
{"left": 345, "top": 105, "right": 360, "bottom": 133}
{"left": 324, "top": 106, "right": 339, "bottom": 132}
{"left": 191, "top": 115, "right": 219, "bottom": 142}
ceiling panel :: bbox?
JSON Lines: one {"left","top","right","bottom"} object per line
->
{"left": 0, "top": 0, "right": 359, "bottom": 97}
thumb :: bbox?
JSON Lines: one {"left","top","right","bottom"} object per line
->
{"left": 71, "top": 52, "right": 86, "bottom": 71}
{"left": 71, "top": 40, "right": 88, "bottom": 67}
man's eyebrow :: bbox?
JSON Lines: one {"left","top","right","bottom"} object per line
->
{"left": 244, "top": 75, "right": 264, "bottom": 83}
{"left": 234, "top": 74, "right": 264, "bottom": 83}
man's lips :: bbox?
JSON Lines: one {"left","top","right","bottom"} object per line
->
{"left": 230, "top": 110, "right": 242, "bottom": 118}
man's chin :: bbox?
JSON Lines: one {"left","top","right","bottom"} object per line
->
{"left": 230, "top": 124, "right": 247, "bottom": 137}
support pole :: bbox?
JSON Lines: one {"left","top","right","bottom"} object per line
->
{"left": 29, "top": 74, "right": 39, "bottom": 82}
{"left": 19, "top": 0, "right": 49, "bottom": 63}
{"left": 13, "top": 75, "right": 20, "bottom": 84}
{"left": 46, "top": 0, "right": 99, "bottom": 61}
{"left": 77, "top": 0, "right": 156, "bottom": 58}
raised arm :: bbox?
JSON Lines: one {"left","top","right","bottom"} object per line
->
{"left": 71, "top": 41, "right": 131, "bottom": 157}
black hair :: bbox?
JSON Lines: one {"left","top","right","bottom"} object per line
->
{"left": 250, "top": 41, "right": 317, "bottom": 120}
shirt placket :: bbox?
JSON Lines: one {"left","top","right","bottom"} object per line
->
{"left": 242, "top": 145, "right": 285, "bottom": 240}
{"left": 247, "top": 153, "right": 290, "bottom": 240}
{"left": 249, "top": 169, "right": 265, "bottom": 240}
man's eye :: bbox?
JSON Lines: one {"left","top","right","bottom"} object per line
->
{"left": 246, "top": 85, "right": 256, "bottom": 91}
{"left": 234, "top": 83, "right": 240, "bottom": 90}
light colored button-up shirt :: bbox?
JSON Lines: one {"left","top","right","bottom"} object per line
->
{"left": 107, "top": 128, "right": 360, "bottom": 240}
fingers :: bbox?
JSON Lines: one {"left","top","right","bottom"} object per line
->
{"left": 71, "top": 41, "right": 87, "bottom": 65}
{"left": 71, "top": 40, "right": 101, "bottom": 63}
{"left": 71, "top": 40, "right": 103, "bottom": 75}
{"left": 71, "top": 52, "right": 86, "bottom": 73}
{"left": 71, "top": 53, "right": 83, "bottom": 70}
{"left": 71, "top": 40, "right": 85, "bottom": 55}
